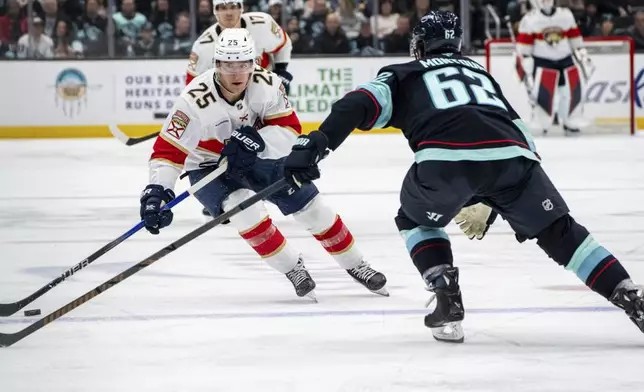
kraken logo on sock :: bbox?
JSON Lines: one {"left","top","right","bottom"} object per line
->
{"left": 52, "top": 68, "right": 101, "bottom": 118}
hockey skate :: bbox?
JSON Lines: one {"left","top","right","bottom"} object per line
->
{"left": 346, "top": 261, "right": 389, "bottom": 296}
{"left": 286, "top": 257, "right": 317, "bottom": 301}
{"left": 563, "top": 125, "right": 581, "bottom": 137}
{"left": 424, "top": 266, "right": 465, "bottom": 343}
{"left": 609, "top": 279, "right": 644, "bottom": 333}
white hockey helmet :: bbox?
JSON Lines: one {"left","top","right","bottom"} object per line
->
{"left": 214, "top": 28, "right": 256, "bottom": 73}
{"left": 212, "top": 0, "right": 243, "bottom": 13}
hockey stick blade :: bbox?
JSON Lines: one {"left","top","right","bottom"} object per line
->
{"left": 0, "top": 163, "right": 227, "bottom": 317}
{"left": 0, "top": 179, "right": 287, "bottom": 347}
{"left": 108, "top": 125, "right": 160, "bottom": 146}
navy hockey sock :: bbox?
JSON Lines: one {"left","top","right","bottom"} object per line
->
{"left": 536, "top": 214, "right": 630, "bottom": 299}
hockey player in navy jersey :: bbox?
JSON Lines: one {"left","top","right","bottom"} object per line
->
{"left": 281, "top": 10, "right": 644, "bottom": 343}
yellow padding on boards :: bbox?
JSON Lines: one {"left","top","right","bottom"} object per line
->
{"left": 0, "top": 123, "right": 403, "bottom": 139}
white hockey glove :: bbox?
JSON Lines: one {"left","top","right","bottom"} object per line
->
{"left": 453, "top": 203, "right": 498, "bottom": 240}
{"left": 573, "top": 48, "right": 595, "bottom": 81}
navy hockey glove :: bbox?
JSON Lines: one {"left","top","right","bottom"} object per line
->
{"left": 274, "top": 64, "right": 293, "bottom": 95}
{"left": 283, "top": 131, "right": 329, "bottom": 189}
{"left": 140, "top": 184, "right": 175, "bottom": 235}
{"left": 220, "top": 125, "right": 266, "bottom": 179}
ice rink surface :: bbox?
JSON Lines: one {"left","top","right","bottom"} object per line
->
{"left": 1, "top": 134, "right": 644, "bottom": 392}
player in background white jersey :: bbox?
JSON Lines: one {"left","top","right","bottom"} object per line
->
{"left": 141, "top": 29, "right": 388, "bottom": 300}
{"left": 516, "top": 0, "right": 594, "bottom": 134}
{"left": 186, "top": 0, "right": 293, "bottom": 92}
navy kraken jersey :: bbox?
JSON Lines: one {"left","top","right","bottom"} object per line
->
{"left": 319, "top": 54, "right": 540, "bottom": 164}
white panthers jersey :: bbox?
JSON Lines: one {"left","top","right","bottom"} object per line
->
{"left": 186, "top": 12, "right": 291, "bottom": 83}
{"left": 150, "top": 68, "right": 300, "bottom": 191}
{"left": 517, "top": 8, "right": 583, "bottom": 61}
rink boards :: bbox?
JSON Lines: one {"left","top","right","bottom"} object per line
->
{"left": 0, "top": 54, "right": 642, "bottom": 138}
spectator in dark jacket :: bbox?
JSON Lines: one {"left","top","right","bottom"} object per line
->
{"left": 628, "top": 10, "right": 644, "bottom": 50}
{"left": 149, "top": 0, "right": 174, "bottom": 40}
{"left": 351, "top": 21, "right": 383, "bottom": 55}
{"left": 76, "top": 0, "right": 108, "bottom": 57}
{"left": 159, "top": 12, "right": 192, "bottom": 56}
{"left": 383, "top": 15, "right": 410, "bottom": 54}
{"left": 314, "top": 13, "right": 351, "bottom": 54}
{"left": 303, "top": 0, "right": 329, "bottom": 38}
{"left": 196, "top": 0, "right": 215, "bottom": 34}
{"left": 579, "top": 2, "right": 599, "bottom": 36}
{"left": 287, "top": 16, "right": 314, "bottom": 54}
{"left": 132, "top": 22, "right": 160, "bottom": 57}
{"left": 0, "top": 0, "right": 27, "bottom": 47}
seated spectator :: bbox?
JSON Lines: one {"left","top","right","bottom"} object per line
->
{"left": 409, "top": 0, "right": 430, "bottom": 31}
{"left": 53, "top": 19, "right": 83, "bottom": 58}
{"left": 580, "top": 2, "right": 599, "bottom": 36}
{"left": 313, "top": 13, "right": 350, "bottom": 54}
{"left": 132, "top": 22, "right": 160, "bottom": 57}
{"left": 267, "top": 0, "right": 284, "bottom": 26}
{"left": 370, "top": 0, "right": 398, "bottom": 39}
{"left": 627, "top": 10, "right": 644, "bottom": 50}
{"left": 76, "top": 0, "right": 108, "bottom": 57}
{"left": 95, "top": 0, "right": 108, "bottom": 17}
{"left": 159, "top": 12, "right": 192, "bottom": 57}
{"left": 0, "top": 0, "right": 27, "bottom": 49}
{"left": 196, "top": 0, "right": 215, "bottom": 34}
{"left": 383, "top": 14, "right": 410, "bottom": 54}
{"left": 39, "top": 0, "right": 64, "bottom": 39}
{"left": 76, "top": 0, "right": 107, "bottom": 39}
{"left": 287, "top": 16, "right": 314, "bottom": 53}
{"left": 113, "top": 0, "right": 148, "bottom": 43}
{"left": 302, "top": 0, "right": 329, "bottom": 38}
{"left": 593, "top": 16, "right": 616, "bottom": 36}
{"left": 351, "top": 20, "right": 383, "bottom": 55}
{"left": 16, "top": 16, "right": 54, "bottom": 59}
{"left": 336, "top": 0, "right": 366, "bottom": 40}
{"left": 150, "top": 0, "right": 175, "bottom": 41}
{"left": 57, "top": 0, "right": 83, "bottom": 21}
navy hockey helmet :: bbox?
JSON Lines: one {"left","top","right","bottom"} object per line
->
{"left": 410, "top": 10, "right": 463, "bottom": 59}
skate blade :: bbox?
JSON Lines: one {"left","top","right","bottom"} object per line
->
{"left": 371, "top": 286, "right": 390, "bottom": 297}
{"left": 306, "top": 290, "right": 318, "bottom": 303}
{"left": 430, "top": 322, "right": 464, "bottom": 344}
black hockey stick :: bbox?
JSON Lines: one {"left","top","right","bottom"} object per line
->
{"left": 0, "top": 179, "right": 288, "bottom": 347}
{"left": 108, "top": 125, "right": 160, "bottom": 146}
{"left": 0, "top": 163, "right": 228, "bottom": 317}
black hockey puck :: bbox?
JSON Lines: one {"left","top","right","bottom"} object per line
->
{"left": 24, "top": 309, "right": 41, "bottom": 317}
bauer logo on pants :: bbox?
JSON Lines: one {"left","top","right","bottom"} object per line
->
{"left": 167, "top": 110, "right": 190, "bottom": 139}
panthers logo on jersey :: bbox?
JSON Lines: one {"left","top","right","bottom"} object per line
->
{"left": 542, "top": 26, "right": 564, "bottom": 46}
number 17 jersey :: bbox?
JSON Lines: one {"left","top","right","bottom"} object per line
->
{"left": 357, "top": 55, "right": 540, "bottom": 163}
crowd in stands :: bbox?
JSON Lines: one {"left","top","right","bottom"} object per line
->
{"left": 0, "top": 0, "right": 642, "bottom": 59}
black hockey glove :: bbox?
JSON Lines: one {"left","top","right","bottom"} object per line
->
{"left": 220, "top": 125, "right": 266, "bottom": 179}
{"left": 140, "top": 184, "right": 175, "bottom": 235}
{"left": 283, "top": 131, "right": 329, "bottom": 189}
{"left": 274, "top": 64, "right": 293, "bottom": 95}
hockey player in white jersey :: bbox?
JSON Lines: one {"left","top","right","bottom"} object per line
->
{"left": 141, "top": 29, "right": 387, "bottom": 299}
{"left": 186, "top": 0, "right": 293, "bottom": 92}
{"left": 516, "top": 0, "right": 594, "bottom": 134}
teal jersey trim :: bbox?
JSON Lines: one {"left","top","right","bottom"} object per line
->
{"left": 356, "top": 80, "right": 393, "bottom": 129}
{"left": 512, "top": 119, "right": 538, "bottom": 153}
{"left": 415, "top": 145, "right": 541, "bottom": 163}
